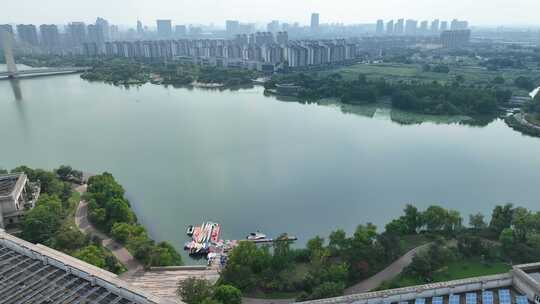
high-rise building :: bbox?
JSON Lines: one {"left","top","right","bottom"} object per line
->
{"left": 175, "top": 25, "right": 187, "bottom": 36}
{"left": 0, "top": 24, "right": 14, "bottom": 35}
{"left": 394, "top": 19, "right": 404, "bottom": 34}
{"left": 441, "top": 29, "right": 471, "bottom": 48}
{"left": 87, "top": 24, "right": 104, "bottom": 46}
{"left": 386, "top": 20, "right": 394, "bottom": 35}
{"left": 276, "top": 31, "right": 288, "bottom": 45}
{"left": 137, "top": 20, "right": 144, "bottom": 35}
{"left": 376, "top": 20, "right": 384, "bottom": 35}
{"left": 450, "top": 19, "right": 469, "bottom": 30}
{"left": 419, "top": 21, "right": 429, "bottom": 34}
{"left": 68, "top": 22, "right": 86, "bottom": 46}
{"left": 95, "top": 17, "right": 110, "bottom": 42}
{"left": 405, "top": 19, "right": 418, "bottom": 35}
{"left": 226, "top": 20, "right": 240, "bottom": 35}
{"left": 0, "top": 24, "right": 14, "bottom": 49}
{"left": 156, "top": 19, "right": 172, "bottom": 37}
{"left": 110, "top": 25, "right": 119, "bottom": 40}
{"left": 431, "top": 19, "right": 440, "bottom": 33}
{"left": 311, "top": 13, "right": 320, "bottom": 31}
{"left": 16, "top": 24, "right": 39, "bottom": 46}
{"left": 39, "top": 24, "right": 60, "bottom": 52}
{"left": 267, "top": 20, "right": 280, "bottom": 33}
{"left": 440, "top": 21, "right": 449, "bottom": 31}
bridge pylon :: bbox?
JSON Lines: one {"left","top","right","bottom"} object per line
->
{"left": 1, "top": 30, "right": 18, "bottom": 78}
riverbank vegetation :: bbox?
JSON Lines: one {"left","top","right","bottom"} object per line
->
{"left": 266, "top": 73, "right": 507, "bottom": 115}
{"left": 219, "top": 203, "right": 540, "bottom": 300}
{"left": 4, "top": 166, "right": 125, "bottom": 274}
{"left": 85, "top": 172, "right": 183, "bottom": 267}
{"left": 15, "top": 55, "right": 259, "bottom": 87}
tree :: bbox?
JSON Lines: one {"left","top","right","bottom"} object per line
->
{"left": 105, "top": 198, "right": 134, "bottom": 226}
{"left": 73, "top": 245, "right": 106, "bottom": 268}
{"left": 512, "top": 207, "right": 532, "bottom": 242}
{"left": 20, "top": 195, "right": 64, "bottom": 244}
{"left": 499, "top": 228, "right": 515, "bottom": 255}
{"left": 422, "top": 206, "right": 448, "bottom": 232}
{"left": 490, "top": 204, "right": 514, "bottom": 236}
{"left": 213, "top": 285, "right": 242, "bottom": 304}
{"left": 403, "top": 204, "right": 422, "bottom": 234}
{"left": 148, "top": 242, "right": 184, "bottom": 266}
{"left": 469, "top": 213, "right": 487, "bottom": 230}
{"left": 176, "top": 277, "right": 214, "bottom": 304}
{"left": 514, "top": 76, "right": 535, "bottom": 90}
{"left": 328, "top": 229, "right": 349, "bottom": 256}
{"left": 52, "top": 224, "right": 89, "bottom": 252}
{"left": 492, "top": 76, "right": 505, "bottom": 85}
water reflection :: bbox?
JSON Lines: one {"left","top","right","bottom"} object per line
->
{"left": 9, "top": 79, "right": 23, "bottom": 101}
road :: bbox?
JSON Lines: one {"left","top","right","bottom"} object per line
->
{"left": 344, "top": 243, "right": 431, "bottom": 295}
{"left": 74, "top": 184, "right": 144, "bottom": 277}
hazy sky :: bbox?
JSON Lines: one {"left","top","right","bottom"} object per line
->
{"left": 2, "top": 0, "right": 539, "bottom": 27}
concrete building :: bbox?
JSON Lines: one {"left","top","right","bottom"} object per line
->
{"left": 451, "top": 19, "right": 469, "bottom": 30}
{"left": 39, "top": 24, "right": 61, "bottom": 53}
{"left": 405, "top": 19, "right": 418, "bottom": 36}
{"left": 441, "top": 29, "right": 471, "bottom": 48}
{"left": 0, "top": 230, "right": 174, "bottom": 303}
{"left": 0, "top": 25, "right": 15, "bottom": 52}
{"left": 226, "top": 20, "right": 240, "bottom": 36}
{"left": 301, "top": 263, "right": 540, "bottom": 304}
{"left": 419, "top": 21, "right": 429, "bottom": 35}
{"left": 311, "top": 13, "right": 320, "bottom": 31}
{"left": 431, "top": 19, "right": 440, "bottom": 34}
{"left": 394, "top": 19, "right": 405, "bottom": 35}
{"left": 440, "top": 21, "right": 449, "bottom": 31}
{"left": 95, "top": 17, "right": 110, "bottom": 42}
{"left": 137, "top": 20, "right": 144, "bottom": 35}
{"left": 16, "top": 24, "right": 39, "bottom": 46}
{"left": 386, "top": 20, "right": 394, "bottom": 35}
{"left": 175, "top": 25, "right": 187, "bottom": 37}
{"left": 276, "top": 31, "right": 289, "bottom": 45}
{"left": 0, "top": 173, "right": 39, "bottom": 229}
{"left": 376, "top": 20, "right": 384, "bottom": 35}
{"left": 157, "top": 20, "right": 173, "bottom": 37}
{"left": 267, "top": 20, "right": 280, "bottom": 33}
{"left": 67, "top": 22, "right": 87, "bottom": 53}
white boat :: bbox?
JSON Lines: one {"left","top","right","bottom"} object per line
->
{"left": 247, "top": 231, "right": 267, "bottom": 240}
{"left": 186, "top": 225, "right": 194, "bottom": 236}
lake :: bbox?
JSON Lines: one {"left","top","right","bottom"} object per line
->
{"left": 2, "top": 71, "right": 540, "bottom": 261}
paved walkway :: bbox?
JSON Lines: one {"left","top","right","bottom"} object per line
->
{"left": 344, "top": 243, "right": 431, "bottom": 295}
{"left": 74, "top": 185, "right": 144, "bottom": 278}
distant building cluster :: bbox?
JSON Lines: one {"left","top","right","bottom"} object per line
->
{"left": 0, "top": 14, "right": 475, "bottom": 67}
{"left": 82, "top": 33, "right": 358, "bottom": 71}
{"left": 375, "top": 18, "right": 469, "bottom": 36}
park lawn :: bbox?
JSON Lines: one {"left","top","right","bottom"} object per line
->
{"left": 375, "top": 258, "right": 511, "bottom": 291}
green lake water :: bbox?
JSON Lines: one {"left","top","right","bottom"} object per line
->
{"left": 1, "top": 71, "right": 540, "bottom": 261}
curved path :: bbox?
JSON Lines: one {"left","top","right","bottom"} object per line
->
{"left": 242, "top": 242, "right": 431, "bottom": 304}
{"left": 344, "top": 243, "right": 431, "bottom": 295}
{"left": 74, "top": 185, "right": 144, "bottom": 278}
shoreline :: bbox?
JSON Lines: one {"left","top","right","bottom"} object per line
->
{"left": 505, "top": 113, "right": 540, "bottom": 137}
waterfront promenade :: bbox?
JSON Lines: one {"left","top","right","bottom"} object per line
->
{"left": 74, "top": 184, "right": 144, "bottom": 277}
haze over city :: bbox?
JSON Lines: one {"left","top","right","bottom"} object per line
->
{"left": 3, "top": 0, "right": 540, "bottom": 26}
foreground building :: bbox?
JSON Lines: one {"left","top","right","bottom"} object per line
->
{"left": 0, "top": 230, "right": 175, "bottom": 303}
{"left": 0, "top": 173, "right": 39, "bottom": 228}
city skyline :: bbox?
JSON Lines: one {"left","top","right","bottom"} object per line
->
{"left": 2, "top": 0, "right": 540, "bottom": 27}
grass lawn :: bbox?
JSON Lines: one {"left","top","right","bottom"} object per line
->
{"left": 317, "top": 62, "right": 540, "bottom": 96}
{"left": 375, "top": 258, "right": 511, "bottom": 291}
{"left": 433, "top": 259, "right": 511, "bottom": 282}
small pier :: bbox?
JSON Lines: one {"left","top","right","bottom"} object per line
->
{"left": 248, "top": 236, "right": 298, "bottom": 244}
